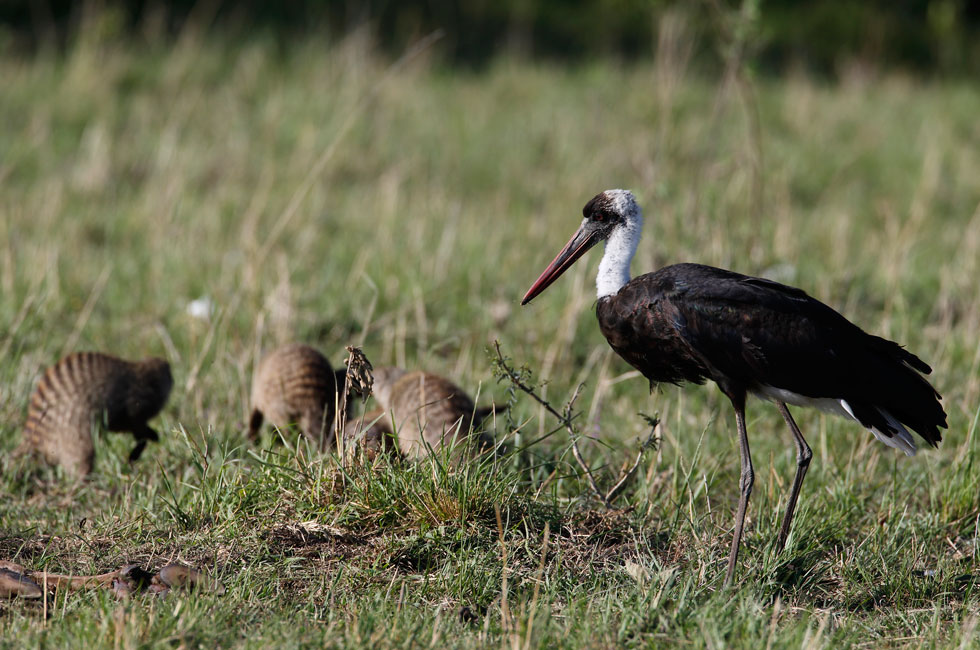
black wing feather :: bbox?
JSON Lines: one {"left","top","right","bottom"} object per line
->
{"left": 602, "top": 263, "right": 946, "bottom": 446}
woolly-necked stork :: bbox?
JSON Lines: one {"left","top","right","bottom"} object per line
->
{"left": 521, "top": 189, "right": 946, "bottom": 585}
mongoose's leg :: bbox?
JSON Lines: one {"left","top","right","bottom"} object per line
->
{"left": 248, "top": 409, "right": 264, "bottom": 442}
{"left": 128, "top": 425, "right": 159, "bottom": 462}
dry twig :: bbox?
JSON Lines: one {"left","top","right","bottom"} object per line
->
{"left": 492, "top": 341, "right": 657, "bottom": 508}
{"left": 336, "top": 345, "right": 374, "bottom": 462}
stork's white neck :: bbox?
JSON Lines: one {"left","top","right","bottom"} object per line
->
{"left": 596, "top": 217, "right": 642, "bottom": 299}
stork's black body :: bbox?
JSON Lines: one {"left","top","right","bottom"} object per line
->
{"left": 597, "top": 263, "right": 944, "bottom": 446}
{"left": 521, "top": 189, "right": 947, "bottom": 586}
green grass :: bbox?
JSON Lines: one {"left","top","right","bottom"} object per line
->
{"left": 2, "top": 30, "right": 980, "bottom": 648}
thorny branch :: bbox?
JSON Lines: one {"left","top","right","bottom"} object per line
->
{"left": 606, "top": 412, "right": 659, "bottom": 503}
{"left": 492, "top": 341, "right": 658, "bottom": 509}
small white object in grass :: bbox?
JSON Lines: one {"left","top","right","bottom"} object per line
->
{"left": 186, "top": 296, "right": 214, "bottom": 320}
{"left": 623, "top": 560, "right": 651, "bottom": 586}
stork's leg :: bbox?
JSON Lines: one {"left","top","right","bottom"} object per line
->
{"left": 775, "top": 401, "right": 812, "bottom": 553}
{"left": 725, "top": 402, "right": 754, "bottom": 587}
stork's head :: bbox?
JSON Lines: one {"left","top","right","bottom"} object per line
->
{"left": 521, "top": 189, "right": 642, "bottom": 305}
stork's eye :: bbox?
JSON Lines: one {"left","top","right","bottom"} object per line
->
{"left": 593, "top": 212, "right": 605, "bottom": 222}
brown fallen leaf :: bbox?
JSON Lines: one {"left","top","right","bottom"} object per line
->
{"left": 28, "top": 568, "right": 122, "bottom": 591}
{"left": 0, "top": 568, "right": 43, "bottom": 599}
{"left": 157, "top": 564, "right": 226, "bottom": 595}
{"left": 118, "top": 564, "right": 155, "bottom": 589}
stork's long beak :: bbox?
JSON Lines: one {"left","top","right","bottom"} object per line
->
{"left": 521, "top": 224, "right": 601, "bottom": 305}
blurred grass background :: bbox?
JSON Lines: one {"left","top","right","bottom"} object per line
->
{"left": 3, "top": 0, "right": 980, "bottom": 74}
{"left": 1, "top": 2, "right": 979, "bottom": 647}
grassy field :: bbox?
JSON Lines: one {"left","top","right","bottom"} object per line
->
{"left": 1, "top": 29, "right": 979, "bottom": 648}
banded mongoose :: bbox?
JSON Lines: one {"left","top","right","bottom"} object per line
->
{"left": 343, "top": 408, "right": 398, "bottom": 463}
{"left": 371, "top": 367, "right": 494, "bottom": 460}
{"left": 248, "top": 343, "right": 349, "bottom": 448}
{"left": 22, "top": 352, "right": 173, "bottom": 476}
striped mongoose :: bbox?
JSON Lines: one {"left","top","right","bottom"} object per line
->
{"left": 371, "top": 367, "right": 494, "bottom": 460}
{"left": 248, "top": 343, "right": 349, "bottom": 448}
{"left": 22, "top": 352, "right": 173, "bottom": 476}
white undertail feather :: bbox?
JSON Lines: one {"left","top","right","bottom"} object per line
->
{"left": 755, "top": 386, "right": 917, "bottom": 456}
{"left": 836, "top": 398, "right": 916, "bottom": 456}
{"left": 867, "top": 408, "right": 917, "bottom": 456}
{"left": 596, "top": 190, "right": 644, "bottom": 299}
